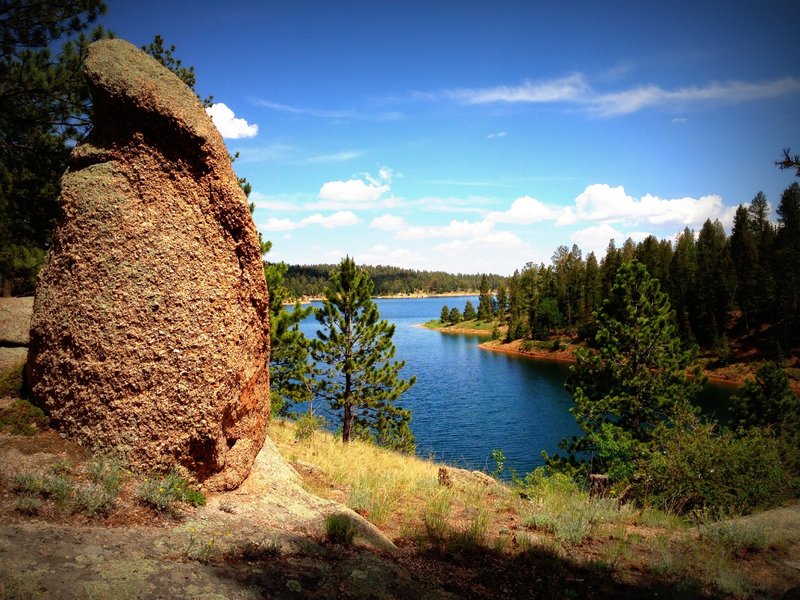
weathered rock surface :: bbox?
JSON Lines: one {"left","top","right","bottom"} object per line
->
{"left": 26, "top": 39, "right": 270, "bottom": 490}
{"left": 0, "top": 297, "right": 33, "bottom": 346}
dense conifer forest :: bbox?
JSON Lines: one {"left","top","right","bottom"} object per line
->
{"left": 280, "top": 264, "right": 506, "bottom": 298}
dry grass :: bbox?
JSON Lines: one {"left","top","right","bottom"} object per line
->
{"left": 269, "top": 417, "right": 800, "bottom": 598}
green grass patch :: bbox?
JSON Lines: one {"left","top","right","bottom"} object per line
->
{"left": 0, "top": 398, "right": 48, "bottom": 435}
{"left": 0, "top": 364, "right": 24, "bottom": 397}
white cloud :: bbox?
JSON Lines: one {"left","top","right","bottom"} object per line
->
{"left": 319, "top": 178, "right": 389, "bottom": 203}
{"left": 260, "top": 217, "right": 298, "bottom": 232}
{"left": 205, "top": 103, "right": 258, "bottom": 139}
{"left": 306, "top": 151, "right": 362, "bottom": 164}
{"left": 438, "top": 75, "right": 800, "bottom": 117}
{"left": 253, "top": 98, "right": 402, "bottom": 121}
{"left": 589, "top": 78, "right": 800, "bottom": 117}
{"left": 396, "top": 219, "right": 494, "bottom": 241}
{"left": 487, "top": 131, "right": 508, "bottom": 139}
{"left": 258, "top": 211, "right": 359, "bottom": 232}
{"left": 435, "top": 230, "right": 527, "bottom": 254}
{"left": 569, "top": 224, "right": 625, "bottom": 257}
{"left": 672, "top": 117, "right": 688, "bottom": 124}
{"left": 487, "top": 196, "right": 558, "bottom": 224}
{"left": 318, "top": 167, "right": 393, "bottom": 204}
{"left": 370, "top": 213, "right": 406, "bottom": 230}
{"left": 556, "top": 184, "right": 726, "bottom": 229}
{"left": 451, "top": 74, "right": 590, "bottom": 104}
{"left": 302, "top": 211, "right": 359, "bottom": 228}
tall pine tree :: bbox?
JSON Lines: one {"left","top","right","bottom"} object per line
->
{"left": 549, "top": 261, "right": 702, "bottom": 479}
{"left": 311, "top": 257, "right": 415, "bottom": 451}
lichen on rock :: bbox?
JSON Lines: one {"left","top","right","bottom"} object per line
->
{"left": 26, "top": 38, "right": 270, "bottom": 490}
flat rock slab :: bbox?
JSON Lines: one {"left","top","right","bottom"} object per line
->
{"left": 0, "top": 297, "right": 33, "bottom": 346}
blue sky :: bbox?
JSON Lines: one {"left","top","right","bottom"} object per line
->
{"left": 103, "top": 1, "right": 799, "bottom": 275}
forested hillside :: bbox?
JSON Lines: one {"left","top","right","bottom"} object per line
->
{"left": 492, "top": 184, "right": 800, "bottom": 356}
{"left": 280, "top": 264, "right": 505, "bottom": 298}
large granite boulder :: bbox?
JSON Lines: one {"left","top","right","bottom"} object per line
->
{"left": 26, "top": 39, "right": 270, "bottom": 490}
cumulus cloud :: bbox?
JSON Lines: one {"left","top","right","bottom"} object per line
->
{"left": 370, "top": 213, "right": 406, "bottom": 230}
{"left": 435, "top": 230, "right": 527, "bottom": 254}
{"left": 487, "top": 196, "right": 558, "bottom": 224}
{"left": 318, "top": 167, "right": 393, "bottom": 205}
{"left": 570, "top": 224, "right": 652, "bottom": 257}
{"left": 205, "top": 103, "right": 258, "bottom": 138}
{"left": 556, "top": 184, "right": 726, "bottom": 229}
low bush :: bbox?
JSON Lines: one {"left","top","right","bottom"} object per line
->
{"left": 294, "top": 411, "right": 326, "bottom": 442}
{"left": 637, "top": 412, "right": 789, "bottom": 516}
{"left": 135, "top": 469, "right": 206, "bottom": 512}
{"left": 698, "top": 519, "right": 768, "bottom": 557}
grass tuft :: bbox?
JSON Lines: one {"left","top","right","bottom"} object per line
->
{"left": 325, "top": 513, "right": 356, "bottom": 545}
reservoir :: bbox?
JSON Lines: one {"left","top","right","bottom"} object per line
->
{"left": 297, "top": 296, "right": 736, "bottom": 476}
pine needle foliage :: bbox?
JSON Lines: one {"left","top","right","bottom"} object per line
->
{"left": 311, "top": 256, "right": 416, "bottom": 451}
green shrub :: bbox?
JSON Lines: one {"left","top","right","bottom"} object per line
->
{"left": 135, "top": 469, "right": 206, "bottom": 512}
{"left": 698, "top": 520, "right": 768, "bottom": 557}
{"left": 86, "top": 454, "right": 126, "bottom": 496}
{"left": 0, "top": 399, "right": 48, "bottom": 435}
{"left": 11, "top": 472, "right": 42, "bottom": 495}
{"left": 40, "top": 473, "right": 75, "bottom": 508}
{"left": 74, "top": 484, "right": 117, "bottom": 516}
{"left": 15, "top": 496, "right": 42, "bottom": 515}
{"left": 325, "top": 513, "right": 356, "bottom": 544}
{"left": 637, "top": 412, "right": 789, "bottom": 516}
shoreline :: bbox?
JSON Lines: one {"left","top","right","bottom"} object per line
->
{"left": 422, "top": 323, "right": 799, "bottom": 391}
{"left": 285, "top": 292, "right": 479, "bottom": 306}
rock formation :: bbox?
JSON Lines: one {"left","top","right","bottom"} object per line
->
{"left": 26, "top": 39, "right": 270, "bottom": 490}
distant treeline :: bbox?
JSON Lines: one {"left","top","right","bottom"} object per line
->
{"left": 496, "top": 183, "right": 800, "bottom": 353}
{"left": 280, "top": 264, "right": 506, "bottom": 298}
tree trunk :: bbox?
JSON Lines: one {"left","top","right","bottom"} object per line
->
{"left": 343, "top": 401, "right": 352, "bottom": 443}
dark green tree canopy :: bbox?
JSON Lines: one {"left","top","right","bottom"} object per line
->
{"left": 552, "top": 261, "right": 702, "bottom": 478}
{"left": 1, "top": 0, "right": 109, "bottom": 294}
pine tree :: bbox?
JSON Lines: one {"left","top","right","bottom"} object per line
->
{"left": 477, "top": 274, "right": 493, "bottom": 320}
{"left": 730, "top": 205, "right": 759, "bottom": 332}
{"left": 1, "top": 0, "right": 109, "bottom": 295}
{"left": 462, "top": 299, "right": 477, "bottom": 321}
{"left": 440, "top": 304, "right": 450, "bottom": 324}
{"left": 694, "top": 219, "right": 733, "bottom": 345}
{"left": 311, "top": 257, "right": 415, "bottom": 450}
{"left": 775, "top": 183, "right": 800, "bottom": 349}
{"left": 495, "top": 284, "right": 508, "bottom": 319}
{"left": 731, "top": 361, "right": 800, "bottom": 472}
{"left": 264, "top": 260, "right": 314, "bottom": 416}
{"left": 549, "top": 261, "right": 702, "bottom": 479}
{"left": 448, "top": 306, "right": 462, "bottom": 324}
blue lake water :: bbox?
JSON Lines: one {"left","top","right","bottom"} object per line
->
{"left": 296, "top": 296, "right": 737, "bottom": 476}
